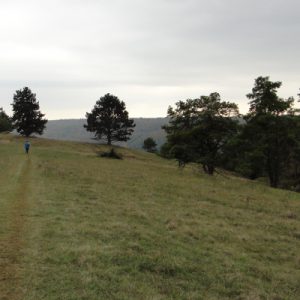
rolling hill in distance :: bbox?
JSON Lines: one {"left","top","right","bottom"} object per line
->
{"left": 42, "top": 118, "right": 168, "bottom": 149}
{"left": 0, "top": 133, "right": 299, "bottom": 299}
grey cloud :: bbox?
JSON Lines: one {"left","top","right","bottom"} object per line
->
{"left": 0, "top": 0, "right": 299, "bottom": 119}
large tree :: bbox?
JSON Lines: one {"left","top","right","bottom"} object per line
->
{"left": 11, "top": 87, "right": 47, "bottom": 137}
{"left": 238, "top": 77, "right": 298, "bottom": 188}
{"left": 163, "top": 93, "right": 239, "bottom": 174}
{"left": 84, "top": 93, "right": 135, "bottom": 145}
{"left": 0, "top": 108, "right": 13, "bottom": 132}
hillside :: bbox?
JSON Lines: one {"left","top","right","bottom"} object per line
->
{"left": 42, "top": 118, "right": 168, "bottom": 150}
{"left": 0, "top": 133, "right": 299, "bottom": 299}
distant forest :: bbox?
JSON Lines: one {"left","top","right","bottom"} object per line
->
{"left": 42, "top": 118, "right": 167, "bottom": 150}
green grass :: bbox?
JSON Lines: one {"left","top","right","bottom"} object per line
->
{"left": 0, "top": 133, "right": 299, "bottom": 299}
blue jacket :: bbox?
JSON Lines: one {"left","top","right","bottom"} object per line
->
{"left": 24, "top": 142, "right": 30, "bottom": 150}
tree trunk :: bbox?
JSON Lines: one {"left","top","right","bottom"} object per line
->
{"left": 269, "top": 176, "right": 278, "bottom": 188}
{"left": 207, "top": 164, "right": 214, "bottom": 175}
{"left": 107, "top": 135, "right": 112, "bottom": 145}
{"left": 267, "top": 156, "right": 279, "bottom": 188}
{"left": 203, "top": 164, "right": 214, "bottom": 175}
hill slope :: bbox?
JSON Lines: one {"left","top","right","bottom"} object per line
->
{"left": 42, "top": 118, "right": 168, "bottom": 149}
{"left": 0, "top": 134, "right": 299, "bottom": 299}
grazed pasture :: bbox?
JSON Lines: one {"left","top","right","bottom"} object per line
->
{"left": 0, "top": 134, "right": 299, "bottom": 299}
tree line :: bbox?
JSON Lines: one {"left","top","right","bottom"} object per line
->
{"left": 1, "top": 76, "right": 299, "bottom": 191}
{"left": 0, "top": 89, "right": 136, "bottom": 142}
{"left": 161, "top": 76, "right": 300, "bottom": 191}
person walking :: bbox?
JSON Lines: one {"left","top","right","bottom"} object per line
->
{"left": 24, "top": 140, "right": 31, "bottom": 154}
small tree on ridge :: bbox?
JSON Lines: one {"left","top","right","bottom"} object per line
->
{"left": 143, "top": 137, "right": 157, "bottom": 152}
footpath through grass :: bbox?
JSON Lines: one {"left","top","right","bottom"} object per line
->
{"left": 0, "top": 133, "right": 299, "bottom": 299}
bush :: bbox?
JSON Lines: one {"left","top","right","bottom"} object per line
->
{"left": 143, "top": 137, "right": 157, "bottom": 152}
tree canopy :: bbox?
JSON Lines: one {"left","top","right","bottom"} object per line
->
{"left": 84, "top": 93, "right": 135, "bottom": 145}
{"left": 247, "top": 76, "right": 294, "bottom": 116}
{"left": 163, "top": 93, "right": 239, "bottom": 174}
{"left": 11, "top": 87, "right": 47, "bottom": 137}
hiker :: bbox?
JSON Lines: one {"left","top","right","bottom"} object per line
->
{"left": 24, "top": 140, "right": 31, "bottom": 154}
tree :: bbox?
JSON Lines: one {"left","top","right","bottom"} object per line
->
{"left": 11, "top": 87, "right": 47, "bottom": 137}
{"left": 240, "top": 76, "right": 297, "bottom": 188}
{"left": 0, "top": 108, "right": 13, "bottom": 132}
{"left": 247, "top": 76, "right": 293, "bottom": 116}
{"left": 84, "top": 93, "right": 135, "bottom": 145}
{"left": 163, "top": 93, "right": 239, "bottom": 174}
{"left": 296, "top": 89, "right": 300, "bottom": 114}
{"left": 143, "top": 137, "right": 157, "bottom": 152}
{"left": 221, "top": 121, "right": 265, "bottom": 180}
{"left": 242, "top": 115, "right": 297, "bottom": 187}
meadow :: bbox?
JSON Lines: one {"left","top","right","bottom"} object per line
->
{"left": 0, "top": 133, "right": 299, "bottom": 300}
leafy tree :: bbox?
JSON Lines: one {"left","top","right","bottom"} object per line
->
{"left": 84, "top": 93, "right": 135, "bottom": 145}
{"left": 221, "top": 123, "right": 265, "bottom": 180}
{"left": 0, "top": 108, "right": 13, "bottom": 132}
{"left": 239, "top": 77, "right": 297, "bottom": 188}
{"left": 11, "top": 87, "right": 47, "bottom": 137}
{"left": 296, "top": 89, "right": 300, "bottom": 114}
{"left": 276, "top": 115, "right": 300, "bottom": 190}
{"left": 246, "top": 115, "right": 297, "bottom": 187}
{"left": 163, "top": 93, "right": 239, "bottom": 174}
{"left": 247, "top": 76, "right": 294, "bottom": 116}
{"left": 160, "top": 142, "right": 172, "bottom": 158}
{"left": 143, "top": 137, "right": 157, "bottom": 152}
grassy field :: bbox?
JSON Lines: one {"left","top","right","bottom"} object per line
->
{"left": 0, "top": 133, "right": 299, "bottom": 300}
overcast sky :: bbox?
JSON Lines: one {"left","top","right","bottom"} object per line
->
{"left": 0, "top": 0, "right": 299, "bottom": 119}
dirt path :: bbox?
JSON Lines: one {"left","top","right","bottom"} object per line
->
{"left": 0, "top": 157, "right": 31, "bottom": 300}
